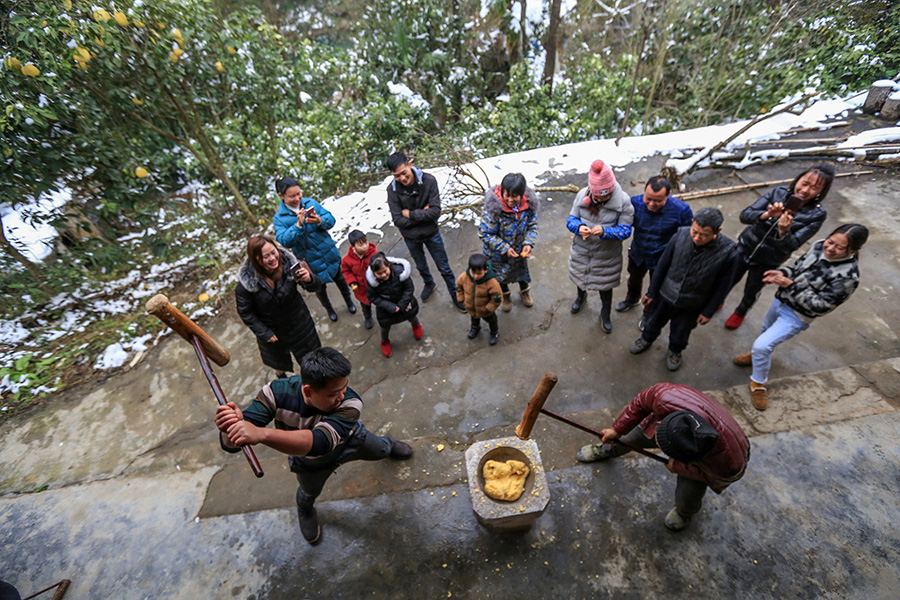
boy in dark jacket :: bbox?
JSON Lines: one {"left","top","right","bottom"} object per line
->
{"left": 455, "top": 254, "right": 503, "bottom": 345}
{"left": 340, "top": 230, "right": 378, "bottom": 330}
{"left": 366, "top": 252, "right": 423, "bottom": 358}
{"left": 629, "top": 208, "right": 739, "bottom": 372}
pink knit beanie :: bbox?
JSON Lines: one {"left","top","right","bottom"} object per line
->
{"left": 588, "top": 160, "right": 616, "bottom": 198}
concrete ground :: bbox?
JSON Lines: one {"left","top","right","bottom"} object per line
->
{"left": 2, "top": 118, "right": 900, "bottom": 599}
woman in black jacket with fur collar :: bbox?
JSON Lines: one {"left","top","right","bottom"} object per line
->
{"left": 235, "top": 235, "right": 322, "bottom": 377}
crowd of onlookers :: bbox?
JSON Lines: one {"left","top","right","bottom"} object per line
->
{"left": 221, "top": 154, "right": 868, "bottom": 541}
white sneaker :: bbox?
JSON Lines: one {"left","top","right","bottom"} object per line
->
{"left": 664, "top": 507, "right": 691, "bottom": 531}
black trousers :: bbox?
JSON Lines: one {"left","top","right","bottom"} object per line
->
{"left": 600, "top": 427, "right": 708, "bottom": 516}
{"left": 315, "top": 271, "right": 354, "bottom": 309}
{"left": 470, "top": 313, "right": 499, "bottom": 333}
{"left": 641, "top": 298, "right": 702, "bottom": 353}
{"left": 730, "top": 257, "right": 774, "bottom": 317}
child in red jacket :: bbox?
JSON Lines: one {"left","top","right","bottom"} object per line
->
{"left": 340, "top": 230, "right": 378, "bottom": 329}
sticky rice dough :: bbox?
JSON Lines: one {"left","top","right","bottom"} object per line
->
{"left": 483, "top": 459, "right": 530, "bottom": 501}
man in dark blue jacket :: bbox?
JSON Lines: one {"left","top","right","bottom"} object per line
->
{"left": 386, "top": 152, "right": 465, "bottom": 312}
{"left": 617, "top": 176, "right": 693, "bottom": 329}
{"left": 629, "top": 208, "right": 739, "bottom": 372}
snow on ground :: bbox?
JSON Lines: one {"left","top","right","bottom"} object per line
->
{"left": 0, "top": 89, "right": 871, "bottom": 400}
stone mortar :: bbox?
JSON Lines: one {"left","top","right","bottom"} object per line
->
{"left": 464, "top": 436, "right": 551, "bottom": 532}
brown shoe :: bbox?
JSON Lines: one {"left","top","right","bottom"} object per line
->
{"left": 734, "top": 353, "right": 752, "bottom": 367}
{"left": 750, "top": 381, "right": 768, "bottom": 411}
{"left": 501, "top": 292, "right": 512, "bottom": 312}
{"left": 520, "top": 286, "right": 533, "bottom": 307}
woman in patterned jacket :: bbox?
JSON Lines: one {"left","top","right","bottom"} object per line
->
{"left": 733, "top": 224, "right": 869, "bottom": 411}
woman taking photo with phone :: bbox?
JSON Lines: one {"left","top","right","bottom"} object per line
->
{"left": 724, "top": 164, "right": 835, "bottom": 330}
{"left": 273, "top": 176, "right": 356, "bottom": 322}
{"left": 236, "top": 235, "right": 323, "bottom": 378}
{"left": 733, "top": 224, "right": 868, "bottom": 410}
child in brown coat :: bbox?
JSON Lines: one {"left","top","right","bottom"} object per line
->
{"left": 455, "top": 254, "right": 503, "bottom": 345}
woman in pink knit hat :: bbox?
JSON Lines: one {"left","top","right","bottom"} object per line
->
{"left": 566, "top": 160, "right": 634, "bottom": 333}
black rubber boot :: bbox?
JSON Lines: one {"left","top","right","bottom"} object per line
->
{"left": 571, "top": 288, "right": 587, "bottom": 313}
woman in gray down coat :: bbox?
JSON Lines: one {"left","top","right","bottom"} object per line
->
{"left": 479, "top": 172, "right": 539, "bottom": 312}
{"left": 733, "top": 224, "right": 868, "bottom": 411}
{"left": 567, "top": 159, "right": 634, "bottom": 333}
{"left": 235, "top": 235, "right": 322, "bottom": 378}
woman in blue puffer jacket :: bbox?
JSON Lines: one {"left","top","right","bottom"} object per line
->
{"left": 272, "top": 176, "right": 356, "bottom": 322}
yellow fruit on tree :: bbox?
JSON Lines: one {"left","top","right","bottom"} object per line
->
{"left": 172, "top": 28, "right": 184, "bottom": 42}
{"left": 134, "top": 21, "right": 145, "bottom": 28}
{"left": 42, "top": 20, "right": 47, "bottom": 27}
{"left": 114, "top": 12, "right": 128, "bottom": 26}
{"left": 172, "top": 48, "right": 183, "bottom": 57}
{"left": 76, "top": 62, "right": 88, "bottom": 71}
{"left": 7, "top": 57, "right": 21, "bottom": 71}
{"left": 132, "top": 97, "right": 144, "bottom": 106}
{"left": 22, "top": 64, "right": 40, "bottom": 77}
{"left": 95, "top": 37, "right": 105, "bottom": 47}
{"left": 135, "top": 167, "right": 148, "bottom": 178}
{"left": 198, "top": 293, "right": 210, "bottom": 302}
{"left": 169, "top": 52, "right": 179, "bottom": 62}
{"left": 155, "top": 22, "right": 165, "bottom": 30}
{"left": 63, "top": 0, "right": 72, "bottom": 9}
{"left": 226, "top": 45, "right": 237, "bottom": 54}
{"left": 93, "top": 9, "right": 111, "bottom": 21}
{"left": 215, "top": 61, "right": 224, "bottom": 72}
{"left": 74, "top": 47, "right": 92, "bottom": 62}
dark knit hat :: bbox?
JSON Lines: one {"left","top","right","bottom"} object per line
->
{"left": 656, "top": 411, "right": 720, "bottom": 462}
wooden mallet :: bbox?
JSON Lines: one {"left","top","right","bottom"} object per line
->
{"left": 145, "top": 294, "right": 264, "bottom": 478}
{"left": 515, "top": 372, "right": 559, "bottom": 440}
{"left": 515, "top": 372, "right": 667, "bottom": 464}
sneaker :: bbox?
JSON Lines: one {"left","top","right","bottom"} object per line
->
{"left": 390, "top": 440, "right": 413, "bottom": 459}
{"left": 381, "top": 340, "right": 392, "bottom": 358}
{"left": 453, "top": 298, "right": 467, "bottom": 313}
{"left": 412, "top": 323, "right": 424, "bottom": 340}
{"left": 467, "top": 325, "right": 481, "bottom": 339}
{"left": 664, "top": 507, "right": 691, "bottom": 532}
{"left": 629, "top": 337, "right": 651, "bottom": 354}
{"left": 616, "top": 299, "right": 639, "bottom": 312}
{"left": 297, "top": 507, "right": 322, "bottom": 544}
{"left": 421, "top": 281, "right": 436, "bottom": 302}
{"left": 666, "top": 351, "right": 683, "bottom": 372}
{"left": 576, "top": 443, "right": 614, "bottom": 463}
{"left": 725, "top": 312, "right": 745, "bottom": 330}
{"left": 733, "top": 353, "right": 752, "bottom": 367}
{"left": 364, "top": 314, "right": 374, "bottom": 330}
{"left": 520, "top": 287, "right": 533, "bottom": 307}
{"left": 488, "top": 330, "right": 499, "bottom": 346}
{"left": 750, "top": 381, "right": 768, "bottom": 410}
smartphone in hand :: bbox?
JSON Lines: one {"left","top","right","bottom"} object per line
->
{"left": 783, "top": 194, "right": 804, "bottom": 214}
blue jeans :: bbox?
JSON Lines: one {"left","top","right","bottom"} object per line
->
{"left": 751, "top": 298, "right": 810, "bottom": 384}
{"left": 405, "top": 231, "right": 457, "bottom": 295}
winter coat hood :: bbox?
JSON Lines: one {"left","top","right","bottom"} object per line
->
{"left": 483, "top": 186, "right": 539, "bottom": 220}
{"left": 365, "top": 257, "right": 411, "bottom": 288}
{"left": 238, "top": 247, "right": 298, "bottom": 293}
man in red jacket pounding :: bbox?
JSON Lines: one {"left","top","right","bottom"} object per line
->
{"left": 577, "top": 383, "right": 750, "bottom": 531}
